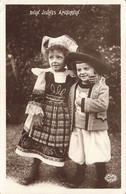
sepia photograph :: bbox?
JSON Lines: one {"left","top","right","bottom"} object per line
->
{"left": 0, "top": 0, "right": 126, "bottom": 193}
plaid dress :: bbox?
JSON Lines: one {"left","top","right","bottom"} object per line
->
{"left": 16, "top": 71, "right": 75, "bottom": 166}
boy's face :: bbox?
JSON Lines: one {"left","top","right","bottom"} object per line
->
{"left": 48, "top": 49, "right": 65, "bottom": 72}
{"left": 76, "top": 62, "right": 96, "bottom": 84}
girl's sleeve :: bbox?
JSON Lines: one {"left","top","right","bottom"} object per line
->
{"left": 81, "top": 84, "right": 109, "bottom": 113}
{"left": 25, "top": 71, "right": 46, "bottom": 116}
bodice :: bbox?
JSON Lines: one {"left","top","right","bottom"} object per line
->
{"left": 45, "top": 72, "right": 75, "bottom": 102}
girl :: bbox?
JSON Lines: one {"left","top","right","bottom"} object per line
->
{"left": 16, "top": 35, "right": 78, "bottom": 185}
{"left": 66, "top": 49, "right": 111, "bottom": 188}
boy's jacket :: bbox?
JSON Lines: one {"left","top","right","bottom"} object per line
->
{"left": 68, "top": 79, "right": 109, "bottom": 131}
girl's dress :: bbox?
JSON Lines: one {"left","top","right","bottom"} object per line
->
{"left": 16, "top": 68, "right": 75, "bottom": 167}
{"left": 68, "top": 79, "right": 111, "bottom": 165}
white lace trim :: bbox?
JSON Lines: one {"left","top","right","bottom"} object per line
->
{"left": 25, "top": 103, "right": 44, "bottom": 116}
{"left": 31, "top": 67, "right": 76, "bottom": 78}
{"left": 15, "top": 148, "right": 64, "bottom": 167}
{"left": 31, "top": 67, "right": 52, "bottom": 76}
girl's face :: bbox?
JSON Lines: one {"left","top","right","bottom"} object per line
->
{"left": 76, "top": 62, "right": 96, "bottom": 84}
{"left": 48, "top": 49, "right": 65, "bottom": 72}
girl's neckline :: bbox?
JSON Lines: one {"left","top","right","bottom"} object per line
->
{"left": 52, "top": 68, "right": 66, "bottom": 73}
{"left": 52, "top": 69, "right": 67, "bottom": 83}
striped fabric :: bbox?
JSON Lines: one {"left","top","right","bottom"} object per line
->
{"left": 29, "top": 100, "right": 70, "bottom": 147}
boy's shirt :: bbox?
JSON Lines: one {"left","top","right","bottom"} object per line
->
{"left": 75, "top": 86, "right": 90, "bottom": 129}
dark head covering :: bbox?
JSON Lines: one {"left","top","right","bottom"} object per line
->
{"left": 66, "top": 49, "right": 109, "bottom": 75}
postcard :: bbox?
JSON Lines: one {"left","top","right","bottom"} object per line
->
{"left": 0, "top": 0, "right": 126, "bottom": 194}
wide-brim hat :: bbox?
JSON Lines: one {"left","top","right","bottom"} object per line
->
{"left": 66, "top": 49, "right": 109, "bottom": 75}
{"left": 41, "top": 35, "right": 78, "bottom": 53}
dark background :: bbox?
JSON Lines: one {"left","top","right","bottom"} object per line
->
{"left": 6, "top": 5, "right": 121, "bottom": 132}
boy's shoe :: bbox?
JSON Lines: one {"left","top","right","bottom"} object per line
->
{"left": 66, "top": 175, "right": 85, "bottom": 188}
{"left": 66, "top": 163, "right": 86, "bottom": 188}
{"left": 95, "top": 162, "right": 108, "bottom": 188}
{"left": 95, "top": 179, "right": 108, "bottom": 188}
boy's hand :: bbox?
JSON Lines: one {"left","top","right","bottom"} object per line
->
{"left": 89, "top": 75, "right": 97, "bottom": 84}
{"left": 33, "top": 114, "right": 43, "bottom": 128}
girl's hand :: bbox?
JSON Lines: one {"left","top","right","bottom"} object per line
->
{"left": 89, "top": 75, "right": 97, "bottom": 84}
{"left": 33, "top": 114, "right": 43, "bottom": 128}
{"left": 66, "top": 69, "right": 76, "bottom": 77}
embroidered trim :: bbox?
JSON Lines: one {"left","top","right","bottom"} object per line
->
{"left": 46, "top": 95, "right": 65, "bottom": 103}
{"left": 50, "top": 84, "right": 66, "bottom": 96}
{"left": 96, "top": 113, "right": 107, "bottom": 122}
{"left": 41, "top": 145, "right": 54, "bottom": 155}
{"left": 16, "top": 146, "right": 65, "bottom": 162}
{"left": 16, "top": 147, "right": 65, "bottom": 167}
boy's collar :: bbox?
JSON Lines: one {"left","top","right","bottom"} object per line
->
{"left": 78, "top": 80, "right": 94, "bottom": 88}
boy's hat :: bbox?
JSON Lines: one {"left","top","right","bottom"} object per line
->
{"left": 66, "top": 49, "right": 109, "bottom": 75}
{"left": 41, "top": 35, "right": 78, "bottom": 53}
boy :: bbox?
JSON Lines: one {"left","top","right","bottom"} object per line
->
{"left": 66, "top": 49, "right": 111, "bottom": 188}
